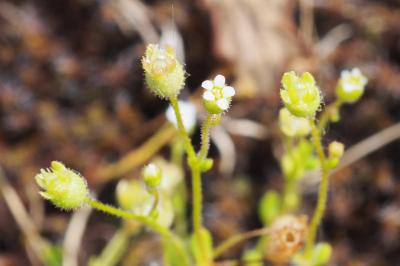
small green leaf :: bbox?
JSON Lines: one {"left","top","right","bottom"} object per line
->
{"left": 190, "top": 227, "right": 213, "bottom": 263}
{"left": 259, "top": 190, "right": 281, "bottom": 225}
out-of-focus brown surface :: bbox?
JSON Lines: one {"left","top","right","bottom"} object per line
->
{"left": 0, "top": 0, "right": 400, "bottom": 265}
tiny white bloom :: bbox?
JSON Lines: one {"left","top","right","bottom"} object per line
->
{"left": 341, "top": 68, "right": 368, "bottom": 93}
{"left": 143, "top": 163, "right": 159, "bottom": 177}
{"left": 166, "top": 100, "right": 197, "bottom": 133}
{"left": 336, "top": 67, "right": 368, "bottom": 103}
{"left": 201, "top": 74, "right": 236, "bottom": 114}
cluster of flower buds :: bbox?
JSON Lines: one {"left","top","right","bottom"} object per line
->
{"left": 280, "top": 72, "right": 321, "bottom": 118}
{"left": 116, "top": 159, "right": 182, "bottom": 228}
{"left": 35, "top": 161, "right": 88, "bottom": 210}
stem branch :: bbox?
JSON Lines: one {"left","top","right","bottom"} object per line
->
{"left": 85, "top": 198, "right": 190, "bottom": 266}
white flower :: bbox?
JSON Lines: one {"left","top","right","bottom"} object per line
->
{"left": 336, "top": 68, "right": 368, "bottom": 103}
{"left": 166, "top": 100, "right": 197, "bottom": 133}
{"left": 340, "top": 68, "right": 368, "bottom": 93}
{"left": 201, "top": 74, "right": 235, "bottom": 114}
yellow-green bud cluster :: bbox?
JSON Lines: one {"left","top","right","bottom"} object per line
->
{"left": 142, "top": 163, "right": 162, "bottom": 191}
{"left": 336, "top": 68, "right": 368, "bottom": 103}
{"left": 279, "top": 108, "right": 311, "bottom": 137}
{"left": 280, "top": 72, "right": 321, "bottom": 118}
{"left": 142, "top": 44, "right": 185, "bottom": 99}
{"left": 35, "top": 161, "right": 88, "bottom": 210}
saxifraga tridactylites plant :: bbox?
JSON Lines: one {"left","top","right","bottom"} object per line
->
{"left": 35, "top": 43, "right": 367, "bottom": 266}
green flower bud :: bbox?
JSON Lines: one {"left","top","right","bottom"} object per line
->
{"left": 142, "top": 163, "right": 162, "bottom": 191}
{"left": 328, "top": 141, "right": 344, "bottom": 159}
{"left": 142, "top": 44, "right": 185, "bottom": 99}
{"left": 279, "top": 108, "right": 311, "bottom": 137}
{"left": 280, "top": 71, "right": 321, "bottom": 118}
{"left": 116, "top": 179, "right": 150, "bottom": 211}
{"left": 336, "top": 68, "right": 368, "bottom": 103}
{"left": 35, "top": 161, "right": 88, "bottom": 210}
{"left": 326, "top": 141, "right": 345, "bottom": 169}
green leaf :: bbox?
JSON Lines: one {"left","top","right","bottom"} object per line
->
{"left": 190, "top": 227, "right": 213, "bottom": 263}
{"left": 259, "top": 190, "right": 281, "bottom": 225}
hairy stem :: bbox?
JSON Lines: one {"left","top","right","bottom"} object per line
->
{"left": 169, "top": 97, "right": 197, "bottom": 161}
{"left": 85, "top": 198, "right": 190, "bottom": 266}
{"left": 198, "top": 114, "right": 216, "bottom": 160}
{"left": 305, "top": 119, "right": 330, "bottom": 257}
{"left": 169, "top": 97, "right": 210, "bottom": 264}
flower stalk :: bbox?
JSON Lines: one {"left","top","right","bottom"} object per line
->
{"left": 304, "top": 119, "right": 330, "bottom": 257}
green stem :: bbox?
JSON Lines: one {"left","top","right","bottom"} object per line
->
{"left": 149, "top": 190, "right": 160, "bottom": 218}
{"left": 198, "top": 114, "right": 216, "bottom": 161}
{"left": 191, "top": 164, "right": 208, "bottom": 264}
{"left": 213, "top": 228, "right": 270, "bottom": 259}
{"left": 169, "top": 96, "right": 209, "bottom": 264}
{"left": 305, "top": 119, "right": 330, "bottom": 257}
{"left": 169, "top": 97, "right": 197, "bottom": 161}
{"left": 85, "top": 197, "right": 190, "bottom": 266}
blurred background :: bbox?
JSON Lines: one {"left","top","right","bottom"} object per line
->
{"left": 0, "top": 0, "right": 400, "bottom": 265}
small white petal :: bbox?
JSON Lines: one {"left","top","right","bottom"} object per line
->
{"left": 201, "top": 80, "right": 213, "bottom": 90}
{"left": 351, "top": 68, "right": 361, "bottom": 76}
{"left": 222, "top": 86, "right": 235, "bottom": 97}
{"left": 203, "top": 91, "right": 215, "bottom": 101}
{"left": 214, "top": 74, "right": 225, "bottom": 87}
{"left": 217, "top": 98, "right": 229, "bottom": 110}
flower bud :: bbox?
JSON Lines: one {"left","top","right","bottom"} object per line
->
{"left": 336, "top": 68, "right": 368, "bottom": 103}
{"left": 280, "top": 71, "right": 321, "bottom": 118}
{"left": 279, "top": 108, "right": 311, "bottom": 137}
{"left": 201, "top": 74, "right": 235, "bottom": 114}
{"left": 327, "top": 141, "right": 344, "bottom": 169}
{"left": 142, "top": 163, "right": 162, "bottom": 191}
{"left": 142, "top": 44, "right": 185, "bottom": 99}
{"left": 328, "top": 141, "right": 344, "bottom": 159}
{"left": 116, "top": 179, "right": 174, "bottom": 228}
{"left": 35, "top": 161, "right": 88, "bottom": 210}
